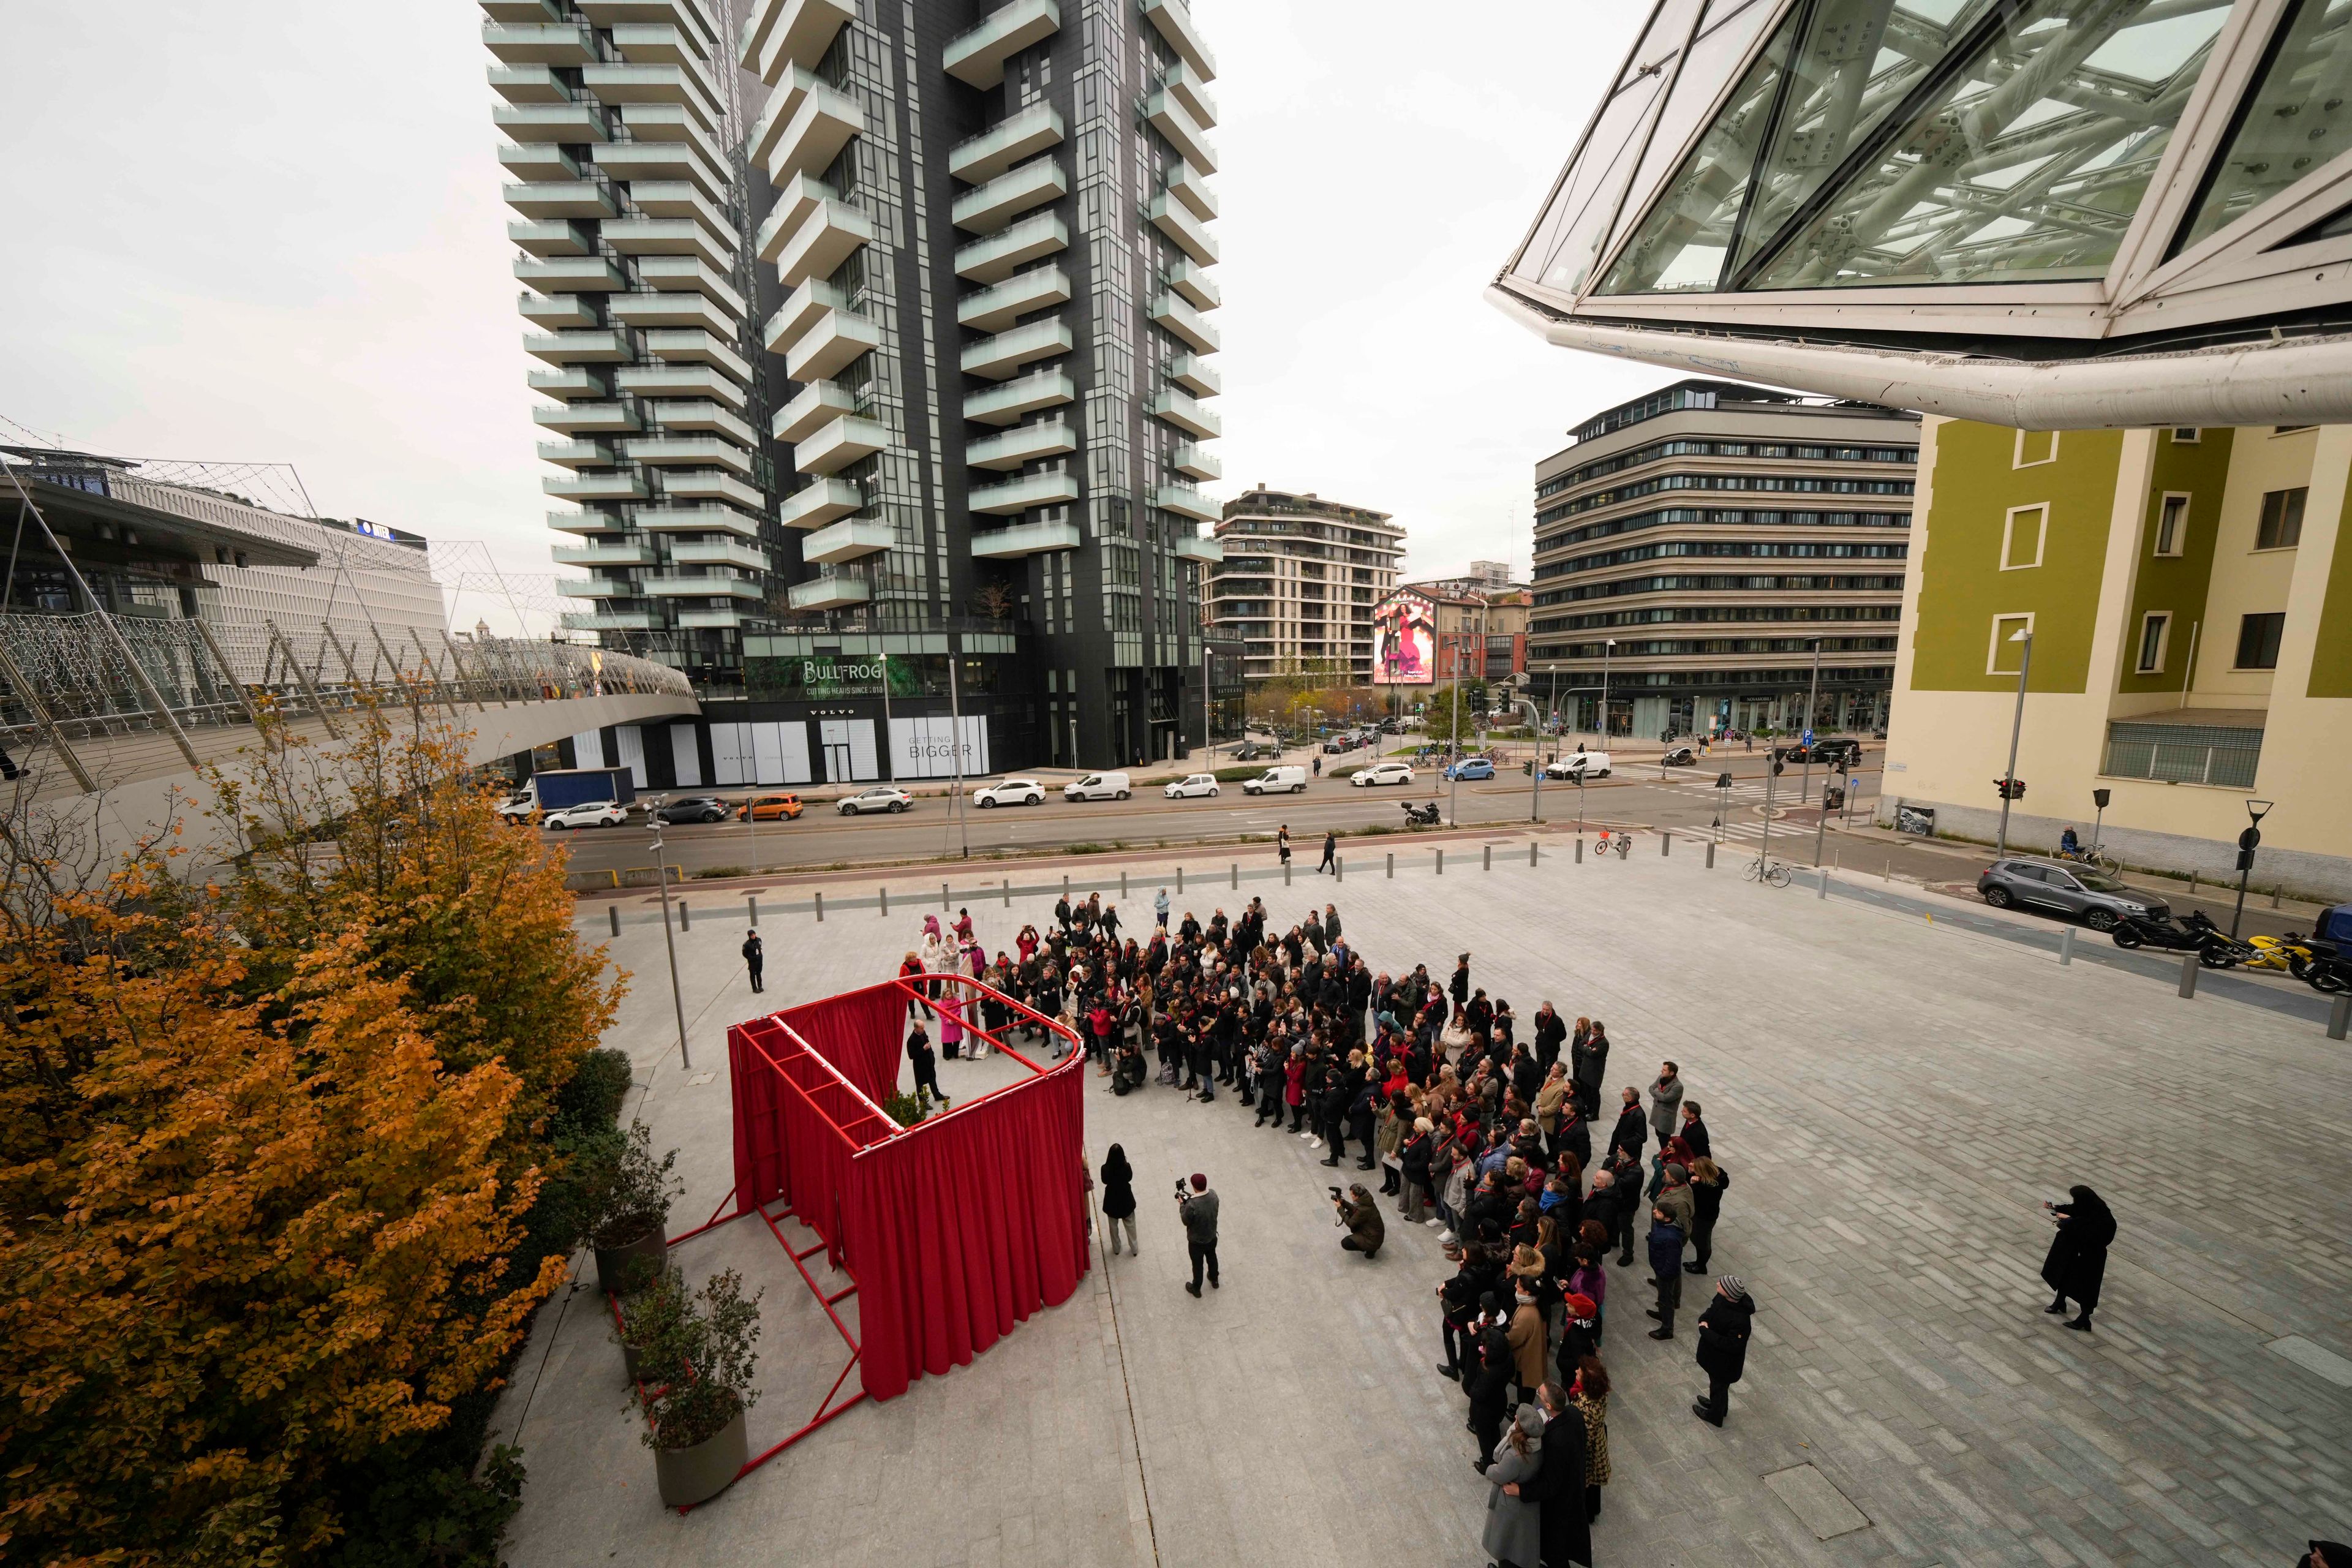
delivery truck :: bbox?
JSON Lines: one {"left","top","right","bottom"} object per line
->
{"left": 495, "top": 767, "right": 637, "bottom": 824}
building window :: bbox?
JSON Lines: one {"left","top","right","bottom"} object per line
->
{"left": 2001, "top": 503, "right": 2047, "bottom": 570}
{"left": 2170, "top": 428, "right": 2199, "bottom": 443}
{"left": 2255, "top": 487, "right": 2305, "bottom": 550}
{"left": 2136, "top": 611, "right": 2170, "bottom": 674}
{"left": 1988, "top": 612, "right": 2034, "bottom": 674}
{"left": 2234, "top": 612, "right": 2285, "bottom": 670}
{"left": 2152, "top": 493, "right": 2188, "bottom": 556}
{"left": 2013, "top": 430, "right": 2058, "bottom": 468}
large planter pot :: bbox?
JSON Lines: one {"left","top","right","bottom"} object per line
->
{"left": 653, "top": 1408, "right": 748, "bottom": 1508}
{"left": 619, "top": 1338, "right": 643, "bottom": 1387}
{"left": 594, "top": 1225, "right": 669, "bottom": 1295}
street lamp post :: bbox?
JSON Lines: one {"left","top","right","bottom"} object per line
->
{"left": 1995, "top": 627, "right": 2034, "bottom": 859}
{"left": 2231, "top": 799, "right": 2274, "bottom": 938}
{"left": 1597, "top": 638, "right": 1615, "bottom": 744}
{"left": 1798, "top": 638, "right": 1822, "bottom": 807}
{"left": 2091, "top": 786, "right": 2110, "bottom": 858}
{"left": 947, "top": 645, "right": 969, "bottom": 860}
{"left": 649, "top": 824, "right": 692, "bottom": 1071}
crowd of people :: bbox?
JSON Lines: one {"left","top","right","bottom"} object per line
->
{"left": 887, "top": 888, "right": 1758, "bottom": 1568}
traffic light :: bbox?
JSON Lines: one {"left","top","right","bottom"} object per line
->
{"left": 1771, "top": 757, "right": 1785, "bottom": 776}
{"left": 1991, "top": 777, "right": 2027, "bottom": 801}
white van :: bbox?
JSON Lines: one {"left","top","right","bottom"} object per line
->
{"left": 1063, "top": 771, "right": 1131, "bottom": 801}
{"left": 1542, "top": 752, "right": 1613, "bottom": 780}
{"left": 1243, "top": 764, "right": 1308, "bottom": 795}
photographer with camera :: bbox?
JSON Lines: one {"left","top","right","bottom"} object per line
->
{"left": 1178, "top": 1172, "right": 1219, "bottom": 1297}
{"left": 1333, "top": 1181, "right": 1384, "bottom": 1259}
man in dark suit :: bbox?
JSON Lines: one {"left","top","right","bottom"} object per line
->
{"left": 1179, "top": 1173, "right": 1219, "bottom": 1297}
{"left": 1527, "top": 1381, "right": 1592, "bottom": 1566}
{"left": 1450, "top": 953, "right": 1472, "bottom": 1009}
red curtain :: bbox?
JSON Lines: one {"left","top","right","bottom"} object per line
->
{"left": 774, "top": 986, "right": 907, "bottom": 1105}
{"left": 842, "top": 1060, "right": 1088, "bottom": 1400}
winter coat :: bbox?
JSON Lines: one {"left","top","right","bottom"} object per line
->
{"left": 1099, "top": 1153, "right": 1136, "bottom": 1219}
{"left": 1574, "top": 1391, "right": 1611, "bottom": 1485}
{"left": 1376, "top": 1106, "right": 1405, "bottom": 1159}
{"left": 1533, "top": 1010, "right": 1567, "bottom": 1069}
{"left": 1607, "top": 1104, "right": 1647, "bottom": 1163}
{"left": 1692, "top": 1166, "right": 1728, "bottom": 1232}
{"left": 1695, "top": 1292, "right": 1755, "bottom": 1383}
{"left": 1284, "top": 1059, "right": 1307, "bottom": 1107}
{"left": 1652, "top": 1180, "right": 1695, "bottom": 1238}
{"left": 2041, "top": 1190, "right": 2117, "bottom": 1310}
{"left": 1645, "top": 1218, "right": 1685, "bottom": 1278}
{"left": 1507, "top": 1300, "right": 1548, "bottom": 1389}
{"left": 1401, "top": 1133, "right": 1434, "bottom": 1189}
{"left": 1681, "top": 1115, "right": 1712, "bottom": 1160}
{"left": 1535, "top": 1077, "right": 1572, "bottom": 1135}
{"left": 1648, "top": 1073, "right": 1684, "bottom": 1144}
{"left": 1343, "top": 1193, "right": 1384, "bottom": 1253}
{"left": 1536, "top": 1396, "right": 1592, "bottom": 1567}
{"left": 1572, "top": 1033, "right": 1608, "bottom": 1090}
{"left": 1481, "top": 1427, "right": 1544, "bottom": 1568}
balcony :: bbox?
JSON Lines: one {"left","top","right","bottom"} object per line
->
{"left": 1172, "top": 442, "right": 1221, "bottom": 481}
{"left": 624, "top": 435, "right": 753, "bottom": 473}
{"left": 773, "top": 200, "right": 874, "bottom": 287}
{"left": 516, "top": 255, "right": 630, "bottom": 294}
{"left": 969, "top": 470, "right": 1079, "bottom": 515}
{"left": 741, "top": 0, "right": 855, "bottom": 83}
{"left": 951, "top": 158, "right": 1066, "bottom": 235}
{"left": 773, "top": 380, "right": 861, "bottom": 443}
{"left": 647, "top": 401, "right": 758, "bottom": 443}
{"left": 784, "top": 308, "right": 882, "bottom": 382}
{"left": 779, "top": 477, "right": 864, "bottom": 530}
{"left": 637, "top": 504, "right": 763, "bottom": 538}
{"left": 608, "top": 20, "right": 704, "bottom": 62}
{"left": 484, "top": 0, "right": 561, "bottom": 17}
{"left": 524, "top": 327, "right": 629, "bottom": 363}
{"left": 616, "top": 104, "right": 726, "bottom": 170}
{"left": 672, "top": 538, "right": 771, "bottom": 570}
{"left": 797, "top": 415, "right": 890, "bottom": 475}
{"left": 965, "top": 418, "right": 1074, "bottom": 470}
{"left": 944, "top": 0, "right": 1060, "bottom": 88}
{"left": 643, "top": 329, "right": 754, "bottom": 382}
{"left": 547, "top": 508, "right": 631, "bottom": 535}
{"left": 582, "top": 64, "right": 723, "bottom": 132}
{"left": 802, "top": 517, "right": 894, "bottom": 564}
{"left": 590, "top": 137, "right": 726, "bottom": 198}
{"left": 616, "top": 363, "right": 748, "bottom": 406}
{"left": 1166, "top": 160, "right": 1216, "bottom": 221}
{"left": 962, "top": 368, "right": 1073, "bottom": 424}
{"left": 956, "top": 265, "right": 1070, "bottom": 333}
{"left": 950, "top": 100, "right": 1065, "bottom": 184}
{"left": 1148, "top": 389, "right": 1219, "bottom": 438}
{"left": 763, "top": 277, "right": 853, "bottom": 352}
{"left": 533, "top": 399, "right": 642, "bottom": 434}
{"left": 483, "top": 20, "right": 595, "bottom": 63}
{"left": 551, "top": 541, "right": 658, "bottom": 567}
{"left": 490, "top": 64, "right": 571, "bottom": 105}
{"left": 562, "top": 610, "right": 668, "bottom": 631}
{"left": 1166, "top": 257, "right": 1219, "bottom": 311}
{"left": 749, "top": 66, "right": 822, "bottom": 165}
{"left": 602, "top": 217, "right": 732, "bottom": 270}
{"left": 494, "top": 102, "right": 609, "bottom": 143}
{"left": 1163, "top": 61, "right": 1218, "bottom": 126}
{"left": 1144, "top": 90, "right": 1217, "bottom": 173}
{"left": 766, "top": 83, "right": 863, "bottom": 184}
{"left": 660, "top": 469, "right": 765, "bottom": 508}
{"left": 646, "top": 573, "right": 763, "bottom": 599}
{"left": 1142, "top": 0, "right": 1216, "bottom": 80}
{"left": 1147, "top": 194, "right": 1216, "bottom": 266}
{"left": 518, "top": 291, "right": 596, "bottom": 328}
{"left": 1150, "top": 292, "right": 1219, "bottom": 353}
{"left": 527, "top": 366, "right": 609, "bottom": 401}
{"left": 608, "top": 292, "right": 732, "bottom": 333}
{"left": 962, "top": 318, "right": 1071, "bottom": 380}
{"left": 508, "top": 219, "right": 591, "bottom": 257}
{"left": 628, "top": 181, "right": 733, "bottom": 239}
{"left": 788, "top": 573, "right": 871, "bottom": 609}
{"left": 499, "top": 141, "right": 579, "bottom": 182}
{"left": 637, "top": 255, "right": 746, "bottom": 314}
{"left": 678, "top": 607, "right": 746, "bottom": 628}
{"left": 1165, "top": 353, "right": 1219, "bottom": 396}
{"left": 545, "top": 471, "right": 650, "bottom": 502}
{"left": 1174, "top": 530, "right": 1224, "bottom": 565}
{"left": 557, "top": 577, "right": 643, "bottom": 600}
{"left": 954, "top": 211, "right": 1068, "bottom": 283}
{"left": 971, "top": 519, "right": 1081, "bottom": 558}
{"left": 537, "top": 439, "right": 616, "bottom": 468}
{"left": 1154, "top": 484, "right": 1218, "bottom": 521}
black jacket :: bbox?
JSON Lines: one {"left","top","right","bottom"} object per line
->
{"left": 1692, "top": 1166, "right": 1729, "bottom": 1229}
{"left": 1468, "top": 1323, "right": 1513, "bottom": 1412}
{"left": 1535, "top": 1398, "right": 1592, "bottom": 1567}
{"left": 1099, "top": 1153, "right": 1136, "bottom": 1219}
{"left": 1695, "top": 1292, "right": 1755, "bottom": 1382}
{"left": 1450, "top": 965, "right": 1471, "bottom": 1006}
{"left": 1533, "top": 1011, "right": 1567, "bottom": 1068}
{"left": 1681, "top": 1117, "right": 1713, "bottom": 1159}
{"left": 1607, "top": 1104, "right": 1648, "bottom": 1162}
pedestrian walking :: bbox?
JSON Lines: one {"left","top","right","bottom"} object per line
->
{"left": 741, "top": 930, "right": 764, "bottom": 993}
{"left": 1692, "top": 1275, "right": 1754, "bottom": 1425}
{"left": 1318, "top": 829, "right": 1336, "bottom": 875}
{"left": 2040, "top": 1185, "right": 2116, "bottom": 1331}
{"left": 1278, "top": 824, "right": 1292, "bottom": 867}
{"left": 1180, "top": 1172, "right": 1219, "bottom": 1296}
{"left": 1099, "top": 1144, "right": 1137, "bottom": 1256}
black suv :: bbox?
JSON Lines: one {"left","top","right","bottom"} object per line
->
{"left": 1229, "top": 741, "right": 1280, "bottom": 762}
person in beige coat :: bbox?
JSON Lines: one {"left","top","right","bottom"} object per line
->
{"left": 1507, "top": 1280, "right": 1548, "bottom": 1402}
{"left": 1535, "top": 1065, "right": 1574, "bottom": 1140}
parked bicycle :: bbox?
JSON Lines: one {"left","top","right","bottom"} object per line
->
{"left": 1743, "top": 857, "right": 1792, "bottom": 887}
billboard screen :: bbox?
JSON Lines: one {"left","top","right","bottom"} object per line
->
{"left": 1371, "top": 590, "right": 1435, "bottom": 685}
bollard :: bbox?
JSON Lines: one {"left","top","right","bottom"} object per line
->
{"left": 1436, "top": 848, "right": 1445, "bottom": 876}
{"left": 748, "top": 895, "right": 759, "bottom": 927}
{"left": 1575, "top": 838, "right": 1583, "bottom": 864}
{"left": 2271, "top": 884, "right": 2282, "bottom": 909}
{"left": 1387, "top": 852, "right": 1395, "bottom": 879}
{"left": 880, "top": 886, "right": 889, "bottom": 917}
{"left": 1530, "top": 842, "right": 1539, "bottom": 867}
{"left": 1063, "top": 873, "right": 1071, "bottom": 901}
{"left": 1483, "top": 844, "right": 1491, "bottom": 872}
{"left": 1003, "top": 878, "right": 1011, "bottom": 907}
{"left": 2331, "top": 995, "right": 2350, "bottom": 1041}
{"left": 941, "top": 883, "right": 949, "bottom": 910}
{"left": 1231, "top": 862, "right": 1238, "bottom": 889}
{"left": 1705, "top": 841, "right": 1715, "bottom": 869}
{"left": 1284, "top": 861, "right": 1292, "bottom": 886}
{"left": 680, "top": 902, "right": 691, "bottom": 931}
{"left": 1336, "top": 856, "right": 1344, "bottom": 883}
{"left": 2189, "top": 871, "right": 2198, "bottom": 895}
{"left": 2059, "top": 927, "right": 2074, "bottom": 965}
{"left": 1816, "top": 870, "right": 1828, "bottom": 900}
{"left": 1177, "top": 865, "right": 1184, "bottom": 894}
{"left": 2178, "top": 955, "right": 2199, "bottom": 998}
{"left": 608, "top": 905, "right": 620, "bottom": 937}
{"left": 1662, "top": 831, "right": 1672, "bottom": 858}
{"left": 815, "top": 890, "right": 824, "bottom": 922}
{"left": 1121, "top": 870, "right": 1129, "bottom": 899}
{"left": 1884, "top": 859, "right": 1891, "bottom": 882}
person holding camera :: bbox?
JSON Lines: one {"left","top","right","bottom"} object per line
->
{"left": 1335, "top": 1182, "right": 1384, "bottom": 1259}
{"left": 1179, "top": 1172, "right": 1219, "bottom": 1297}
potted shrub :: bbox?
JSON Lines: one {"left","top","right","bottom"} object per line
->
{"left": 634, "top": 1267, "right": 764, "bottom": 1508}
{"left": 587, "top": 1119, "right": 683, "bottom": 1294}
{"left": 610, "top": 1251, "right": 677, "bottom": 1386}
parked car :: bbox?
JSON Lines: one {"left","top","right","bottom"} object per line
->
{"left": 738, "top": 793, "right": 804, "bottom": 823}
{"left": 543, "top": 800, "right": 628, "bottom": 830}
{"left": 972, "top": 778, "right": 1046, "bottom": 808}
{"left": 1543, "top": 753, "right": 1612, "bottom": 780}
{"left": 1245, "top": 764, "right": 1310, "bottom": 794}
{"left": 1977, "top": 858, "right": 2169, "bottom": 931}
{"left": 656, "top": 794, "right": 730, "bottom": 824}
{"left": 838, "top": 785, "right": 913, "bottom": 815}
{"left": 1321, "top": 735, "right": 1357, "bottom": 754}
{"left": 1063, "top": 771, "right": 1132, "bottom": 801}
{"left": 1352, "top": 761, "right": 1415, "bottom": 788}
{"left": 1811, "top": 737, "right": 1866, "bottom": 767}
{"left": 1443, "top": 756, "right": 1494, "bottom": 781}
{"left": 1230, "top": 741, "right": 1280, "bottom": 762}
{"left": 1163, "top": 773, "right": 1220, "bottom": 799}
{"left": 1660, "top": 745, "right": 1698, "bottom": 767}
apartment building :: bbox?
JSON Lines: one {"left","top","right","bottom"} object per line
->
{"left": 1529, "top": 380, "right": 1917, "bottom": 739}
{"left": 1208, "top": 487, "right": 1406, "bottom": 683}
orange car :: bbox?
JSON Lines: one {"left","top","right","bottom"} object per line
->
{"left": 739, "top": 793, "right": 803, "bottom": 822}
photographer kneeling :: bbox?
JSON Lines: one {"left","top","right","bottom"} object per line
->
{"left": 1335, "top": 1181, "right": 1385, "bottom": 1259}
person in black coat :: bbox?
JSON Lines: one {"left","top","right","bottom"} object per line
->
{"left": 1529, "top": 1381, "right": 1592, "bottom": 1567}
{"left": 1099, "top": 1144, "right": 1138, "bottom": 1256}
{"left": 1684, "top": 1158, "right": 1729, "bottom": 1273}
{"left": 1572, "top": 1022, "right": 1610, "bottom": 1118}
{"left": 1348, "top": 1080, "right": 1379, "bottom": 1172}
{"left": 1467, "top": 1296, "right": 1514, "bottom": 1471}
{"left": 1532, "top": 1003, "right": 1567, "bottom": 1071}
{"left": 1678, "top": 1101, "right": 1711, "bottom": 1159}
{"left": 1692, "top": 1275, "right": 1754, "bottom": 1425}
{"left": 1317, "top": 1068, "right": 1352, "bottom": 1166}
{"left": 2041, "top": 1185, "right": 2116, "bottom": 1331}
{"left": 1451, "top": 953, "right": 1472, "bottom": 1008}
{"left": 1606, "top": 1087, "right": 1648, "bottom": 1164}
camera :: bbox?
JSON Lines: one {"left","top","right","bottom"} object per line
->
{"left": 1174, "top": 1179, "right": 1191, "bottom": 1200}
{"left": 1327, "top": 1186, "right": 1343, "bottom": 1201}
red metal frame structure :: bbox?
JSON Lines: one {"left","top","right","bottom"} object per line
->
{"left": 641, "top": 973, "right": 1087, "bottom": 1504}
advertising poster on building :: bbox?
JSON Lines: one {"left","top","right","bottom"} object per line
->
{"left": 1371, "top": 590, "right": 1434, "bottom": 685}
{"left": 888, "top": 715, "right": 989, "bottom": 779}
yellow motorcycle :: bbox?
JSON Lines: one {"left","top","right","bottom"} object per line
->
{"left": 2244, "top": 933, "right": 2313, "bottom": 974}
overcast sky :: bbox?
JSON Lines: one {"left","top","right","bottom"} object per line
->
{"left": 0, "top": 1, "right": 1673, "bottom": 593}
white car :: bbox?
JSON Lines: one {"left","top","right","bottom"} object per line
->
{"left": 1543, "top": 752, "right": 1613, "bottom": 780}
{"left": 543, "top": 800, "right": 627, "bottom": 830}
{"left": 972, "top": 778, "right": 1046, "bottom": 808}
{"left": 1163, "top": 773, "right": 1220, "bottom": 799}
{"left": 838, "top": 785, "right": 913, "bottom": 815}
{"left": 1352, "top": 761, "right": 1415, "bottom": 788}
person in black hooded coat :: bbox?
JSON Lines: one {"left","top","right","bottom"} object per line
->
{"left": 2040, "top": 1185, "right": 2116, "bottom": 1331}
{"left": 1529, "top": 1381, "right": 1591, "bottom": 1566}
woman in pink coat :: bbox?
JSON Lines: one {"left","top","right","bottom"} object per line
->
{"left": 938, "top": 993, "right": 966, "bottom": 1061}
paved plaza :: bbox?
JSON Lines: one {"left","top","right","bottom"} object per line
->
{"left": 488, "top": 841, "right": 2352, "bottom": 1568}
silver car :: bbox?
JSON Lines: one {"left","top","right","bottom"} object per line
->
{"left": 1976, "top": 858, "right": 2169, "bottom": 931}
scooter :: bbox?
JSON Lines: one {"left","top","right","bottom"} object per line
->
{"left": 2182, "top": 910, "right": 2263, "bottom": 969}
{"left": 1401, "top": 800, "right": 1441, "bottom": 827}
{"left": 2109, "top": 910, "right": 2252, "bottom": 970}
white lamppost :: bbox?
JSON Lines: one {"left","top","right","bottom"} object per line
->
{"left": 1994, "top": 626, "right": 2034, "bottom": 859}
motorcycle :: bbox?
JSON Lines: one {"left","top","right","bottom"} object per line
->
{"left": 2109, "top": 910, "right": 2253, "bottom": 969}
{"left": 2244, "top": 932, "right": 2313, "bottom": 974}
{"left": 2182, "top": 910, "right": 2262, "bottom": 969}
{"left": 2299, "top": 939, "right": 2352, "bottom": 994}
{"left": 1401, "top": 800, "right": 1441, "bottom": 827}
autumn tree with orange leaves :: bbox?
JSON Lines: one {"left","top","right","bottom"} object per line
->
{"left": 0, "top": 710, "right": 624, "bottom": 1567}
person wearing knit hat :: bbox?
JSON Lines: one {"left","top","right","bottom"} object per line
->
{"left": 1692, "top": 1275, "right": 1755, "bottom": 1426}
{"left": 2303, "top": 1543, "right": 2352, "bottom": 1568}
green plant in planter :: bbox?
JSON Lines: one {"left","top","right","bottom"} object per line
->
{"left": 631, "top": 1268, "right": 763, "bottom": 1450}
{"left": 880, "top": 1088, "right": 930, "bottom": 1128}
{"left": 614, "top": 1259, "right": 687, "bottom": 1378}
{"left": 587, "top": 1119, "right": 684, "bottom": 1250}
